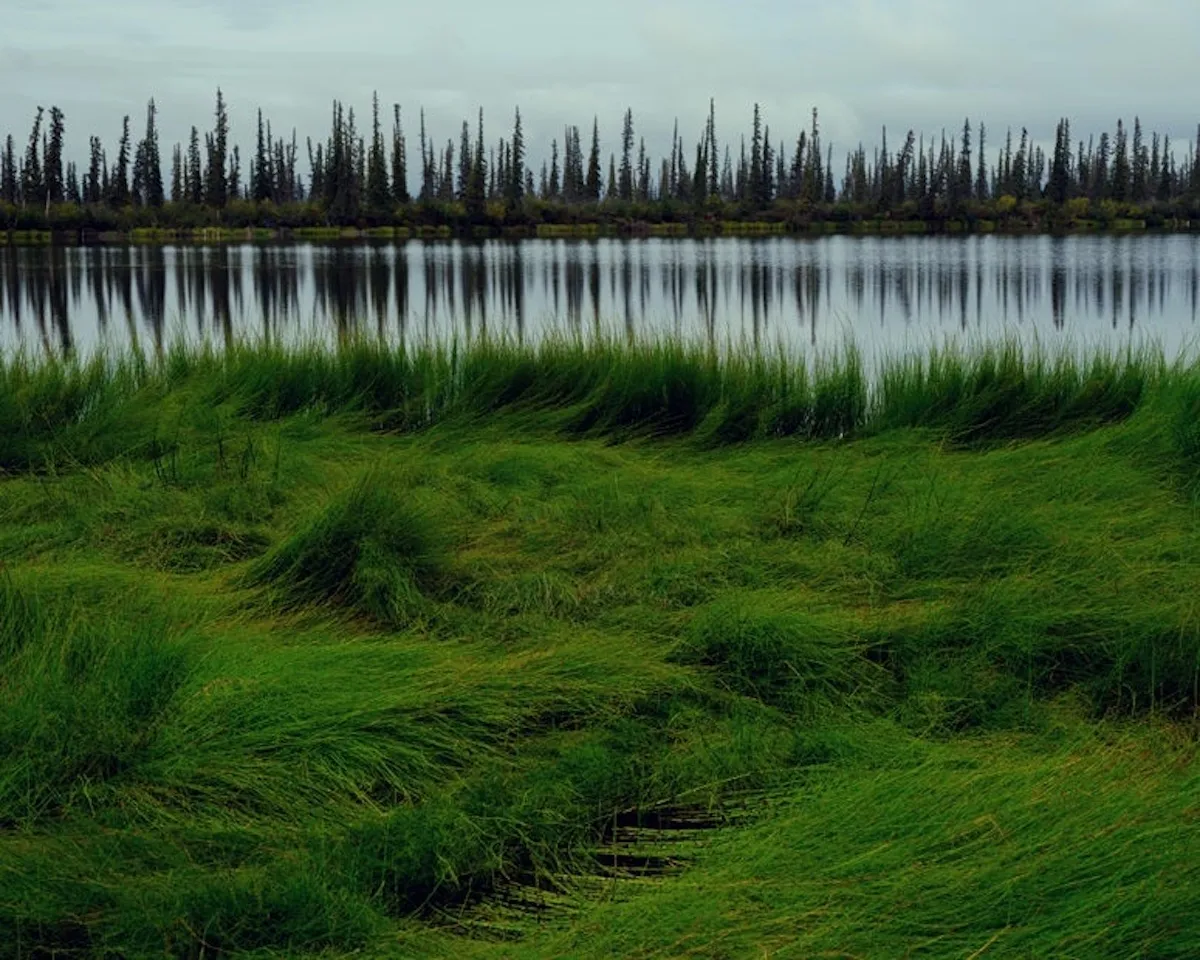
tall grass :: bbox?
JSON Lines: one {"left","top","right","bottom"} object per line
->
{"left": 2, "top": 336, "right": 1194, "bottom": 474}
{"left": 0, "top": 576, "right": 191, "bottom": 827}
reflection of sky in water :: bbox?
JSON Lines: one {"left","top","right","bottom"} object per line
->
{"left": 2, "top": 236, "right": 1199, "bottom": 361}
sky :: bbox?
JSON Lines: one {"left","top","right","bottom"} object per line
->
{"left": 3, "top": 0, "right": 1198, "bottom": 180}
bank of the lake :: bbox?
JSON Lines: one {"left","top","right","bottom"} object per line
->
{"left": 2, "top": 339, "right": 1199, "bottom": 958}
{"left": 2, "top": 214, "right": 1198, "bottom": 247}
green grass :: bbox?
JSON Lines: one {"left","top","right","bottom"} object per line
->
{"left": 2, "top": 338, "right": 1199, "bottom": 958}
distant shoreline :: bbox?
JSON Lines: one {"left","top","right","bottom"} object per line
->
{"left": 3, "top": 218, "right": 1196, "bottom": 246}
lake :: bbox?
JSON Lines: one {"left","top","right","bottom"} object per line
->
{"left": 2, "top": 235, "right": 1199, "bottom": 359}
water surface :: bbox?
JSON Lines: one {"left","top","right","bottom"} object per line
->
{"left": 2, "top": 235, "right": 1198, "bottom": 359}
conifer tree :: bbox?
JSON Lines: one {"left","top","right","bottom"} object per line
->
{"left": 507, "top": 107, "right": 525, "bottom": 205}
{"left": 548, "top": 139, "right": 560, "bottom": 199}
{"left": 0, "top": 135, "right": 16, "bottom": 205}
{"left": 586, "top": 119, "right": 602, "bottom": 202}
{"left": 204, "top": 89, "right": 229, "bottom": 206}
{"left": 761, "top": 125, "right": 774, "bottom": 205}
{"left": 391, "top": 105, "right": 409, "bottom": 205}
{"left": 955, "top": 118, "right": 972, "bottom": 205}
{"left": 308, "top": 139, "right": 324, "bottom": 202}
{"left": 21, "top": 107, "right": 44, "bottom": 208}
{"left": 228, "top": 145, "right": 241, "bottom": 200}
{"left": 418, "top": 108, "right": 434, "bottom": 202}
{"left": 367, "top": 92, "right": 390, "bottom": 213}
{"left": 457, "top": 120, "right": 472, "bottom": 202}
{"left": 110, "top": 115, "right": 131, "bottom": 206}
{"left": 707, "top": 99, "right": 719, "bottom": 197}
{"left": 1048, "top": 118, "right": 1071, "bottom": 204}
{"left": 618, "top": 109, "right": 634, "bottom": 201}
{"left": 636, "top": 137, "right": 648, "bottom": 201}
{"left": 607, "top": 154, "right": 617, "bottom": 200}
{"left": 135, "top": 99, "right": 164, "bottom": 207}
{"left": 1131, "top": 117, "right": 1147, "bottom": 202}
{"left": 1112, "top": 119, "right": 1130, "bottom": 202}
{"left": 1149, "top": 133, "right": 1161, "bottom": 199}
{"left": 465, "top": 109, "right": 486, "bottom": 218}
{"left": 65, "top": 162, "right": 81, "bottom": 205}
{"left": 186, "top": 126, "right": 203, "bottom": 203}
{"left": 1156, "top": 136, "right": 1173, "bottom": 201}
{"left": 975, "top": 123, "right": 988, "bottom": 200}
{"left": 1093, "top": 131, "right": 1110, "bottom": 200}
{"left": 253, "top": 110, "right": 270, "bottom": 201}
{"left": 748, "top": 104, "right": 763, "bottom": 205}
{"left": 84, "top": 137, "right": 104, "bottom": 205}
{"left": 44, "top": 106, "right": 65, "bottom": 207}
{"left": 1191, "top": 126, "right": 1200, "bottom": 198}
{"left": 692, "top": 139, "right": 707, "bottom": 205}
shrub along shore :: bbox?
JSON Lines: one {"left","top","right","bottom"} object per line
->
{"left": 1, "top": 213, "right": 1195, "bottom": 246}
{"left": 2, "top": 337, "right": 1198, "bottom": 957}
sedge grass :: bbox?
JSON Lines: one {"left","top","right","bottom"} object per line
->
{"left": 1, "top": 336, "right": 1199, "bottom": 957}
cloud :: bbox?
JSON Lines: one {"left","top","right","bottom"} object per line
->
{"left": 2, "top": 0, "right": 1197, "bottom": 176}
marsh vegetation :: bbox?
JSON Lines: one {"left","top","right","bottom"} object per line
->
{"left": 2, "top": 336, "right": 1200, "bottom": 956}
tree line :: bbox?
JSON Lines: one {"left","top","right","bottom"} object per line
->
{"left": 3, "top": 91, "right": 1200, "bottom": 230}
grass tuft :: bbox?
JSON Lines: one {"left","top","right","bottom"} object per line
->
{"left": 248, "top": 471, "right": 443, "bottom": 624}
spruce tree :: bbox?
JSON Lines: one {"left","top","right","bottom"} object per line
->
{"left": 308, "top": 139, "right": 325, "bottom": 201}
{"left": 707, "top": 99, "right": 719, "bottom": 198}
{"left": 748, "top": 104, "right": 763, "bottom": 206}
{"left": 0, "top": 135, "right": 16, "bottom": 205}
{"left": 85, "top": 137, "right": 104, "bottom": 204}
{"left": 1048, "top": 118, "right": 1071, "bottom": 204}
{"left": 457, "top": 120, "right": 472, "bottom": 202}
{"left": 110, "top": 115, "right": 131, "bottom": 206}
{"left": 548, "top": 139, "right": 560, "bottom": 199}
{"left": 618, "top": 109, "right": 634, "bottom": 201}
{"left": 760, "top": 125, "right": 774, "bottom": 206}
{"left": 692, "top": 140, "right": 707, "bottom": 205}
{"left": 1112, "top": 120, "right": 1130, "bottom": 202}
{"left": 636, "top": 137, "right": 648, "bottom": 201}
{"left": 44, "top": 106, "right": 65, "bottom": 206}
{"left": 228, "top": 145, "right": 241, "bottom": 200}
{"left": 253, "top": 109, "right": 270, "bottom": 201}
{"left": 465, "top": 109, "right": 486, "bottom": 219}
{"left": 1191, "top": 126, "right": 1200, "bottom": 198}
{"left": 1157, "top": 136, "right": 1173, "bottom": 202}
{"left": 1131, "top": 117, "right": 1147, "bottom": 202}
{"left": 367, "top": 92, "right": 390, "bottom": 214}
{"left": 1093, "top": 131, "right": 1110, "bottom": 200}
{"left": 418, "top": 108, "right": 433, "bottom": 202}
{"left": 586, "top": 119, "right": 602, "bottom": 202}
{"left": 205, "top": 89, "right": 229, "bottom": 207}
{"left": 21, "top": 107, "right": 44, "bottom": 208}
{"left": 956, "top": 118, "right": 973, "bottom": 204}
{"left": 186, "top": 126, "right": 203, "bottom": 204}
{"left": 1149, "top": 133, "right": 1161, "bottom": 200}
{"left": 607, "top": 154, "right": 617, "bottom": 200}
{"left": 139, "top": 99, "right": 164, "bottom": 207}
{"left": 975, "top": 123, "right": 988, "bottom": 201}
{"left": 507, "top": 107, "right": 525, "bottom": 205}
{"left": 65, "top": 162, "right": 81, "bottom": 205}
{"left": 391, "top": 105, "right": 410, "bottom": 205}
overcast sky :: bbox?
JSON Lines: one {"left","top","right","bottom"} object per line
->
{"left": 3, "top": 0, "right": 1199, "bottom": 178}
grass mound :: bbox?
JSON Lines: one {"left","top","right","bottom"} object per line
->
{"left": 0, "top": 577, "right": 191, "bottom": 827}
{"left": 248, "top": 472, "right": 443, "bottom": 624}
{"left": 675, "top": 594, "right": 880, "bottom": 713}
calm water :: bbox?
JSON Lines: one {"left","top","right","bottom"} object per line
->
{"left": 2, "top": 236, "right": 1199, "bottom": 359}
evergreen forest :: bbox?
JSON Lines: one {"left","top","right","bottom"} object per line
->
{"left": 3, "top": 92, "right": 1200, "bottom": 234}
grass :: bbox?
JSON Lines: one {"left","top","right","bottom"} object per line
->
{"left": 1, "top": 337, "right": 1199, "bottom": 958}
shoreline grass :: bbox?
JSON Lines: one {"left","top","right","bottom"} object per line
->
{"left": 1, "top": 335, "right": 1190, "bottom": 473}
{"left": 2, "top": 335, "right": 1199, "bottom": 957}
